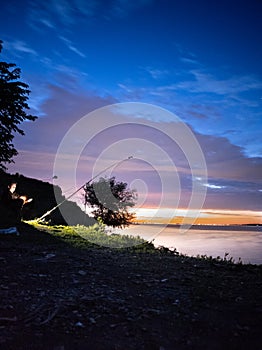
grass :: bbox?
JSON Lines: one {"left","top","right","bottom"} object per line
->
{"left": 26, "top": 219, "right": 154, "bottom": 250}
{"left": 195, "top": 252, "right": 243, "bottom": 264}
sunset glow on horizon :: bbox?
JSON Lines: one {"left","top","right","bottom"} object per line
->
{"left": 132, "top": 208, "right": 262, "bottom": 226}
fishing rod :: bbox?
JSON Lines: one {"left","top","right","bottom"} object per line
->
{"left": 36, "top": 156, "right": 133, "bottom": 222}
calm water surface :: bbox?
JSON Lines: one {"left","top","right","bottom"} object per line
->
{"left": 115, "top": 224, "right": 262, "bottom": 265}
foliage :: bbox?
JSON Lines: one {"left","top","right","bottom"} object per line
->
{"left": 27, "top": 220, "right": 147, "bottom": 249}
{"left": 195, "top": 252, "right": 243, "bottom": 265}
{"left": 84, "top": 176, "right": 137, "bottom": 228}
{"left": 0, "top": 40, "right": 37, "bottom": 170}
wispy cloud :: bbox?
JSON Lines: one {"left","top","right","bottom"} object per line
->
{"left": 8, "top": 150, "right": 56, "bottom": 180}
{"left": 52, "top": 0, "right": 75, "bottom": 25}
{"left": 39, "top": 55, "right": 89, "bottom": 82}
{"left": 144, "top": 66, "right": 170, "bottom": 80}
{"left": 27, "top": 0, "right": 154, "bottom": 30}
{"left": 59, "top": 36, "right": 86, "bottom": 58}
{"left": 29, "top": 0, "right": 65, "bottom": 27}
{"left": 187, "top": 110, "right": 208, "bottom": 120}
{"left": 176, "top": 69, "right": 262, "bottom": 96}
{"left": 201, "top": 209, "right": 262, "bottom": 218}
{"left": 27, "top": 1, "right": 55, "bottom": 31}
{"left": 118, "top": 83, "right": 133, "bottom": 93}
{"left": 5, "top": 40, "right": 38, "bottom": 57}
{"left": 180, "top": 57, "right": 199, "bottom": 65}
{"left": 39, "top": 18, "right": 55, "bottom": 29}
{"left": 204, "top": 183, "right": 226, "bottom": 189}
{"left": 116, "top": 60, "right": 262, "bottom": 158}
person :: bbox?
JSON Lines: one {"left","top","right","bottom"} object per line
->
{"left": 0, "top": 182, "right": 32, "bottom": 235}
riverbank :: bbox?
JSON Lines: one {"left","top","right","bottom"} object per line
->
{"left": 1, "top": 222, "right": 262, "bottom": 349}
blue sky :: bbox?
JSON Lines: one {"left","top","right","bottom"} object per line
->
{"left": 0, "top": 0, "right": 261, "bottom": 221}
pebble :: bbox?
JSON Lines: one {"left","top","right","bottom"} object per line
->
{"left": 78, "top": 270, "right": 87, "bottom": 276}
{"left": 89, "top": 317, "right": 96, "bottom": 324}
{"left": 160, "top": 278, "right": 168, "bottom": 283}
{"left": 75, "top": 321, "right": 84, "bottom": 328}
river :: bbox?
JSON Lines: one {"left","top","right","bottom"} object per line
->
{"left": 114, "top": 224, "right": 262, "bottom": 265}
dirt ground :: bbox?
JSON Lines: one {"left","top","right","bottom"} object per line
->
{"left": 0, "top": 223, "right": 262, "bottom": 350}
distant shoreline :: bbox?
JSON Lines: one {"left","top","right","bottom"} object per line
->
{"left": 132, "top": 222, "right": 262, "bottom": 232}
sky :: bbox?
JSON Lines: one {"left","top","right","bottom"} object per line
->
{"left": 0, "top": 0, "right": 261, "bottom": 224}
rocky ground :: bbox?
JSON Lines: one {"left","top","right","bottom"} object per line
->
{"left": 0, "top": 222, "right": 262, "bottom": 350}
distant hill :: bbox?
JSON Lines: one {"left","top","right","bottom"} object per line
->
{"left": 0, "top": 170, "right": 95, "bottom": 226}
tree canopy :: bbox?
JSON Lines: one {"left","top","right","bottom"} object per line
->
{"left": 0, "top": 40, "right": 37, "bottom": 170}
{"left": 84, "top": 176, "right": 137, "bottom": 228}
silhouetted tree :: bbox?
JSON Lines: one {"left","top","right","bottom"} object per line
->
{"left": 0, "top": 40, "right": 37, "bottom": 170}
{"left": 84, "top": 176, "right": 137, "bottom": 228}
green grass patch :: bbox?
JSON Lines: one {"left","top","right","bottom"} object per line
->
{"left": 26, "top": 220, "right": 154, "bottom": 250}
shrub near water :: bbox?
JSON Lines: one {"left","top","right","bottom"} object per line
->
{"left": 27, "top": 220, "right": 147, "bottom": 249}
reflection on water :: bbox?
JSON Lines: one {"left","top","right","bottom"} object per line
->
{"left": 114, "top": 224, "right": 262, "bottom": 265}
